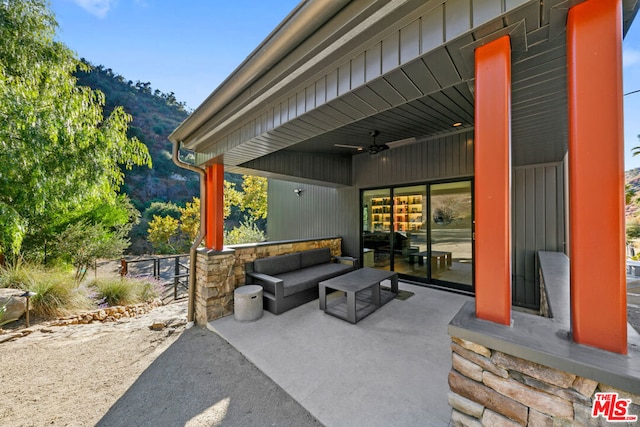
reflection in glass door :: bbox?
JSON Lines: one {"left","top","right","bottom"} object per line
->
{"left": 361, "top": 180, "right": 473, "bottom": 292}
{"left": 362, "top": 189, "right": 392, "bottom": 271}
{"left": 392, "top": 186, "right": 427, "bottom": 277}
{"left": 430, "top": 181, "right": 473, "bottom": 289}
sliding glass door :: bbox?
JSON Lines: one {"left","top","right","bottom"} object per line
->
{"left": 430, "top": 181, "right": 473, "bottom": 290}
{"left": 361, "top": 180, "right": 474, "bottom": 292}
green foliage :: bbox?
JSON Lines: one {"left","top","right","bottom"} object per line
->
{"left": 628, "top": 218, "right": 640, "bottom": 241}
{"left": 0, "top": 258, "right": 36, "bottom": 289}
{"left": 146, "top": 197, "right": 201, "bottom": 254}
{"left": 24, "top": 270, "right": 91, "bottom": 318}
{"left": 224, "top": 175, "right": 268, "bottom": 222}
{"left": 148, "top": 215, "right": 180, "bottom": 254}
{"left": 0, "top": 0, "right": 151, "bottom": 259}
{"left": 89, "top": 276, "right": 160, "bottom": 306}
{"left": 224, "top": 218, "right": 266, "bottom": 245}
{"left": 53, "top": 220, "right": 130, "bottom": 284}
{"left": 144, "top": 201, "right": 181, "bottom": 220}
{"left": 239, "top": 175, "right": 268, "bottom": 220}
{"left": 179, "top": 197, "right": 201, "bottom": 241}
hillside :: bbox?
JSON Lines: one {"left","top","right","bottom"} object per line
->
{"left": 628, "top": 168, "right": 640, "bottom": 219}
{"left": 75, "top": 62, "right": 199, "bottom": 211}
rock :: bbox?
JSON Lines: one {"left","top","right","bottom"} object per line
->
{"left": 448, "top": 391, "right": 484, "bottom": 419}
{"left": 0, "top": 289, "right": 27, "bottom": 325}
{"left": 0, "top": 332, "right": 23, "bottom": 343}
{"left": 149, "top": 321, "right": 166, "bottom": 331}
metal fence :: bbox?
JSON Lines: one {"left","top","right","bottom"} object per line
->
{"left": 119, "top": 255, "right": 189, "bottom": 302}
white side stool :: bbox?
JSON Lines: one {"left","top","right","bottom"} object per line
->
{"left": 234, "top": 285, "right": 263, "bottom": 321}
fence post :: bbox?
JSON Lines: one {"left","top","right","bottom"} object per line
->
{"left": 174, "top": 256, "right": 180, "bottom": 300}
{"left": 120, "top": 258, "right": 128, "bottom": 277}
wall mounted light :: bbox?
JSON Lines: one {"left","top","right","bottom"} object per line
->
{"left": 294, "top": 188, "right": 303, "bottom": 197}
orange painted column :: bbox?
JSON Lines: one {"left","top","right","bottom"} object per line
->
{"left": 474, "top": 36, "right": 512, "bottom": 325}
{"left": 205, "top": 163, "right": 225, "bottom": 251}
{"left": 567, "top": 0, "right": 626, "bottom": 354}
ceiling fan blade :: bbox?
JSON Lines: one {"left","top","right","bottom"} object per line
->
{"left": 334, "top": 144, "right": 364, "bottom": 150}
{"left": 386, "top": 137, "right": 417, "bottom": 149}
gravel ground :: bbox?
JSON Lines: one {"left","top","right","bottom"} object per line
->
{"left": 0, "top": 300, "right": 320, "bottom": 427}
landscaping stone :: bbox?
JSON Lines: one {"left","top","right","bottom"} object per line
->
{"left": 0, "top": 288, "right": 27, "bottom": 325}
{"left": 491, "top": 351, "right": 576, "bottom": 388}
{"left": 452, "top": 336, "right": 491, "bottom": 358}
{"left": 451, "top": 342, "right": 509, "bottom": 378}
{"left": 452, "top": 352, "right": 483, "bottom": 382}
{"left": 572, "top": 376, "right": 598, "bottom": 398}
{"left": 482, "top": 408, "right": 520, "bottom": 427}
{"left": 450, "top": 409, "right": 482, "bottom": 427}
{"left": 448, "top": 391, "right": 484, "bottom": 418}
{"left": 509, "top": 370, "right": 591, "bottom": 406}
{"left": 448, "top": 336, "right": 640, "bottom": 425}
{"left": 482, "top": 371, "right": 574, "bottom": 419}
{"left": 528, "top": 408, "right": 553, "bottom": 426}
{"left": 150, "top": 321, "right": 166, "bottom": 331}
{"left": 449, "top": 370, "right": 528, "bottom": 425}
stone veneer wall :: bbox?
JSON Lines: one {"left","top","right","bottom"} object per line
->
{"left": 448, "top": 336, "right": 640, "bottom": 426}
{"left": 194, "top": 237, "right": 342, "bottom": 325}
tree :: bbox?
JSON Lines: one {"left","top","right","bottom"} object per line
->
{"left": 147, "top": 215, "right": 180, "bottom": 253}
{"left": 179, "top": 197, "right": 201, "bottom": 241}
{"left": 0, "top": 0, "right": 151, "bottom": 259}
{"left": 239, "top": 175, "right": 268, "bottom": 220}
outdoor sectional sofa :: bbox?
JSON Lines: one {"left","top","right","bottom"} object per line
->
{"left": 245, "top": 248, "right": 357, "bottom": 315}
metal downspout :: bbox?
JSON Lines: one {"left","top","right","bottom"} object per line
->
{"left": 172, "top": 141, "right": 206, "bottom": 325}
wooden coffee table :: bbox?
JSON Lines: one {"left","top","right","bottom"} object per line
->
{"left": 319, "top": 268, "right": 398, "bottom": 324}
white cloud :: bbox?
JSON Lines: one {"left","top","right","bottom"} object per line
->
{"left": 624, "top": 48, "right": 640, "bottom": 68}
{"left": 71, "top": 0, "right": 116, "bottom": 19}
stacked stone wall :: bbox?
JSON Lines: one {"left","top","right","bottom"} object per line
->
{"left": 449, "top": 336, "right": 640, "bottom": 426}
{"left": 195, "top": 238, "right": 342, "bottom": 325}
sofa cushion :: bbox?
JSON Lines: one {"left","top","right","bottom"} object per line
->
{"left": 300, "top": 248, "right": 332, "bottom": 268}
{"left": 280, "top": 263, "right": 354, "bottom": 297}
{"left": 254, "top": 252, "right": 301, "bottom": 276}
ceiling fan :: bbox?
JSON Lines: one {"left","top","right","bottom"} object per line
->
{"left": 335, "top": 130, "right": 389, "bottom": 155}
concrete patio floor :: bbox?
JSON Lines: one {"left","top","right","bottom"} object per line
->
{"left": 208, "top": 282, "right": 472, "bottom": 427}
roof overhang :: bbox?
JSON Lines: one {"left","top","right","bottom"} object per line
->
{"left": 170, "top": 0, "right": 640, "bottom": 171}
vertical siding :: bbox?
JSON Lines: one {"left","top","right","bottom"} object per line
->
{"left": 267, "top": 180, "right": 360, "bottom": 257}
{"left": 512, "top": 162, "right": 565, "bottom": 309}
{"left": 353, "top": 130, "right": 474, "bottom": 188}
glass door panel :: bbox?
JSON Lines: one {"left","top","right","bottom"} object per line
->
{"left": 430, "top": 181, "right": 473, "bottom": 288}
{"left": 392, "top": 186, "right": 427, "bottom": 276}
{"left": 362, "top": 189, "right": 392, "bottom": 270}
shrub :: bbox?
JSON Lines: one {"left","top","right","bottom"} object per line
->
{"left": 0, "top": 258, "right": 35, "bottom": 289}
{"left": 89, "top": 276, "right": 161, "bottom": 307}
{"left": 28, "top": 271, "right": 91, "bottom": 318}
{"left": 224, "top": 219, "right": 266, "bottom": 245}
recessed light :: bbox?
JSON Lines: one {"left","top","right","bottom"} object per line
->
{"left": 453, "top": 122, "right": 462, "bottom": 127}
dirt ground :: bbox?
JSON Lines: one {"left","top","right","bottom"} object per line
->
{"left": 0, "top": 300, "right": 189, "bottom": 427}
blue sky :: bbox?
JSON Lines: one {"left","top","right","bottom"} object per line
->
{"left": 50, "top": 0, "right": 640, "bottom": 170}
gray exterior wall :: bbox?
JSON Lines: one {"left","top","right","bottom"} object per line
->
{"left": 512, "top": 162, "right": 566, "bottom": 309}
{"left": 266, "top": 180, "right": 360, "bottom": 257}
